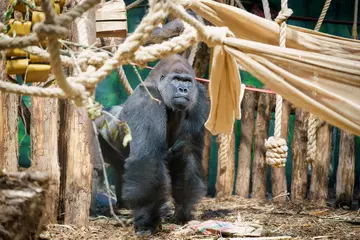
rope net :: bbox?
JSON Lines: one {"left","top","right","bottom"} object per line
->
{"left": 0, "top": 0, "right": 360, "bottom": 149}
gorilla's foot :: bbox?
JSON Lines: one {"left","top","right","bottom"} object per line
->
{"left": 133, "top": 210, "right": 162, "bottom": 236}
{"left": 174, "top": 206, "right": 193, "bottom": 225}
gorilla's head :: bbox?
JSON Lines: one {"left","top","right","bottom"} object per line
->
{"left": 147, "top": 54, "right": 198, "bottom": 111}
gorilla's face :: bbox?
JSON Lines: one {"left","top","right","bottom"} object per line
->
{"left": 150, "top": 55, "right": 198, "bottom": 111}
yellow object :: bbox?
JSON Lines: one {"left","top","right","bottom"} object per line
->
{"left": 30, "top": 54, "right": 50, "bottom": 63}
{"left": 96, "top": 0, "right": 128, "bottom": 38}
{"left": 31, "top": 5, "right": 60, "bottom": 24}
{"left": 6, "top": 48, "right": 28, "bottom": 58}
{"left": 8, "top": 19, "right": 32, "bottom": 36}
{"left": 25, "top": 64, "right": 51, "bottom": 83}
{"left": 5, "top": 59, "right": 29, "bottom": 75}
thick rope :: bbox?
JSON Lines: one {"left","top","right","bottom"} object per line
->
{"left": 314, "top": 0, "right": 332, "bottom": 32}
{"left": 264, "top": 0, "right": 292, "bottom": 168}
{"left": 305, "top": 0, "right": 333, "bottom": 164}
{"left": 353, "top": 0, "right": 358, "bottom": 39}
{"left": 118, "top": 67, "right": 134, "bottom": 95}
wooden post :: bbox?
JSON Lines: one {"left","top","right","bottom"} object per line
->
{"left": 61, "top": 4, "right": 96, "bottom": 226}
{"left": 271, "top": 100, "right": 291, "bottom": 202}
{"left": 0, "top": 0, "right": 18, "bottom": 172}
{"left": 251, "top": 92, "right": 272, "bottom": 199}
{"left": 335, "top": 130, "right": 355, "bottom": 207}
{"left": 30, "top": 94, "right": 60, "bottom": 223}
{"left": 216, "top": 131, "right": 235, "bottom": 200}
{"left": 309, "top": 122, "right": 332, "bottom": 206}
{"left": 235, "top": 90, "right": 257, "bottom": 198}
{"left": 291, "top": 108, "right": 309, "bottom": 202}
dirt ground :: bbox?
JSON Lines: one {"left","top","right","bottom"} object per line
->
{"left": 40, "top": 196, "right": 360, "bottom": 240}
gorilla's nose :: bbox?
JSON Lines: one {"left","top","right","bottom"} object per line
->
{"left": 177, "top": 86, "right": 189, "bottom": 95}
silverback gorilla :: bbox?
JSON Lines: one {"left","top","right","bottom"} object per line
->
{"left": 92, "top": 54, "right": 210, "bottom": 235}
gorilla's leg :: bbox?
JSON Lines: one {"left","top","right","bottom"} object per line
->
{"left": 122, "top": 156, "right": 170, "bottom": 235}
{"left": 168, "top": 150, "right": 206, "bottom": 224}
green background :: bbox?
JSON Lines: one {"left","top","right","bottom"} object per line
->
{"left": 18, "top": 0, "right": 360, "bottom": 199}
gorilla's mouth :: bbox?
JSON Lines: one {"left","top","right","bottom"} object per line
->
{"left": 173, "top": 96, "right": 190, "bottom": 109}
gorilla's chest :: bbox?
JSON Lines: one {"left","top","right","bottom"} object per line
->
{"left": 166, "top": 110, "right": 186, "bottom": 149}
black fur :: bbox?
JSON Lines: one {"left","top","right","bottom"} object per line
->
{"left": 93, "top": 54, "right": 210, "bottom": 235}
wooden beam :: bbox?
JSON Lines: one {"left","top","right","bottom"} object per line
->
{"left": 216, "top": 131, "right": 235, "bottom": 200}
{"left": 30, "top": 94, "right": 60, "bottom": 223}
{"left": 251, "top": 92, "right": 272, "bottom": 199}
{"left": 309, "top": 122, "right": 332, "bottom": 206}
{"left": 335, "top": 130, "right": 355, "bottom": 207}
{"left": 0, "top": 0, "right": 18, "bottom": 172}
{"left": 291, "top": 108, "right": 309, "bottom": 202}
{"left": 235, "top": 90, "right": 257, "bottom": 198}
{"left": 60, "top": 4, "right": 96, "bottom": 227}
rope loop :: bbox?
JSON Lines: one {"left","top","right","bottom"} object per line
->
{"left": 265, "top": 136, "right": 288, "bottom": 168}
{"left": 199, "top": 26, "right": 234, "bottom": 47}
{"left": 274, "top": 8, "right": 293, "bottom": 25}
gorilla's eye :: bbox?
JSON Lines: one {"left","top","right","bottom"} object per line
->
{"left": 160, "top": 74, "right": 165, "bottom": 81}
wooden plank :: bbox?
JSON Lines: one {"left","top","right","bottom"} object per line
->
{"left": 291, "top": 108, "right": 309, "bottom": 202}
{"left": 30, "top": 94, "right": 60, "bottom": 223}
{"left": 309, "top": 122, "right": 332, "bottom": 206}
{"left": 216, "top": 131, "right": 235, "bottom": 200}
{"left": 0, "top": 0, "right": 18, "bottom": 172}
{"left": 251, "top": 92, "right": 272, "bottom": 199}
{"left": 235, "top": 90, "right": 257, "bottom": 198}
{"left": 335, "top": 130, "right": 355, "bottom": 207}
{"left": 271, "top": 100, "right": 291, "bottom": 202}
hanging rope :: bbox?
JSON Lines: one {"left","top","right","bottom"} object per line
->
{"left": 264, "top": 0, "right": 292, "bottom": 168}
{"left": 353, "top": 0, "right": 358, "bottom": 39}
{"left": 305, "top": 0, "right": 332, "bottom": 164}
{"left": 314, "top": 0, "right": 332, "bottom": 31}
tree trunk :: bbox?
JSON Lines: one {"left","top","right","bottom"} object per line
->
{"left": 291, "top": 108, "right": 309, "bottom": 202}
{"left": 0, "top": 0, "right": 18, "bottom": 172}
{"left": 335, "top": 130, "right": 355, "bottom": 207}
{"left": 0, "top": 171, "right": 50, "bottom": 240}
{"left": 271, "top": 100, "right": 291, "bottom": 202}
{"left": 309, "top": 122, "right": 332, "bottom": 206}
{"left": 216, "top": 131, "right": 235, "bottom": 200}
{"left": 251, "top": 92, "right": 272, "bottom": 199}
{"left": 202, "top": 130, "right": 211, "bottom": 184}
{"left": 30, "top": 94, "right": 60, "bottom": 223}
{"left": 60, "top": 6, "right": 96, "bottom": 227}
{"left": 235, "top": 90, "right": 257, "bottom": 198}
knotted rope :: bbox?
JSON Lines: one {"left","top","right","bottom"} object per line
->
{"left": 264, "top": 0, "right": 292, "bottom": 168}
{"left": 305, "top": 0, "right": 332, "bottom": 164}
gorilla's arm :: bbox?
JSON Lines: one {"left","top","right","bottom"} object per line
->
{"left": 167, "top": 82, "right": 210, "bottom": 223}
{"left": 120, "top": 84, "right": 170, "bottom": 232}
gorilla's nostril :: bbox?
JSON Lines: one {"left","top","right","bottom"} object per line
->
{"left": 177, "top": 87, "right": 189, "bottom": 94}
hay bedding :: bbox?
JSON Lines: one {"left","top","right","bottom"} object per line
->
{"left": 40, "top": 197, "right": 360, "bottom": 240}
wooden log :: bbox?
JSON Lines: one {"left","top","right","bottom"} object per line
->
{"left": 291, "top": 108, "right": 309, "bottom": 202}
{"left": 309, "top": 122, "right": 333, "bottom": 206}
{"left": 235, "top": 90, "right": 257, "bottom": 198}
{"left": 0, "top": 170, "right": 50, "bottom": 240}
{"left": 251, "top": 92, "right": 272, "bottom": 199}
{"left": 0, "top": 0, "right": 18, "bottom": 172}
{"left": 335, "top": 130, "right": 355, "bottom": 207}
{"left": 60, "top": 5, "right": 96, "bottom": 226}
{"left": 271, "top": 100, "right": 291, "bottom": 202}
{"left": 216, "top": 131, "right": 235, "bottom": 200}
{"left": 30, "top": 94, "right": 60, "bottom": 223}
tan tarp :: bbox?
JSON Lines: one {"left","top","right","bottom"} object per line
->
{"left": 187, "top": 0, "right": 360, "bottom": 136}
